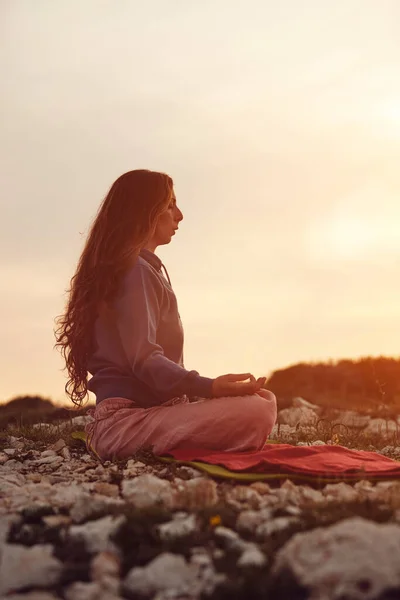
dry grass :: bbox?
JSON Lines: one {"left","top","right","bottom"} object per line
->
{"left": 0, "top": 421, "right": 85, "bottom": 451}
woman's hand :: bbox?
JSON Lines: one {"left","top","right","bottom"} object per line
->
{"left": 211, "top": 373, "right": 266, "bottom": 398}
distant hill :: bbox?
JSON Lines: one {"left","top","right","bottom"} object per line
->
{"left": 0, "top": 395, "right": 93, "bottom": 428}
{"left": 266, "top": 356, "right": 400, "bottom": 413}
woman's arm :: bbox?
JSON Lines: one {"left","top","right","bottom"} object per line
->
{"left": 114, "top": 265, "right": 214, "bottom": 403}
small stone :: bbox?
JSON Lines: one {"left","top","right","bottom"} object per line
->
{"left": 126, "top": 459, "right": 146, "bottom": 469}
{"left": 236, "top": 507, "right": 273, "bottom": 534}
{"left": 225, "top": 486, "right": 262, "bottom": 510}
{"left": 176, "top": 465, "right": 203, "bottom": 479}
{"left": 32, "top": 455, "right": 64, "bottom": 466}
{"left": 64, "top": 581, "right": 121, "bottom": 600}
{"left": 93, "top": 482, "right": 120, "bottom": 498}
{"left": 121, "top": 474, "right": 176, "bottom": 509}
{"left": 68, "top": 515, "right": 126, "bottom": 554}
{"left": 41, "top": 449, "right": 57, "bottom": 458}
{"left": 50, "top": 438, "right": 66, "bottom": 452}
{"left": 124, "top": 552, "right": 198, "bottom": 597}
{"left": 81, "top": 453, "right": 96, "bottom": 463}
{"left": 3, "top": 459, "right": 24, "bottom": 470}
{"left": 175, "top": 477, "right": 218, "bottom": 510}
{"left": 237, "top": 545, "right": 267, "bottom": 568}
{"left": 214, "top": 526, "right": 245, "bottom": 552}
{"left": 3, "top": 448, "right": 16, "bottom": 456}
{"left": 0, "top": 544, "right": 63, "bottom": 595}
{"left": 61, "top": 446, "right": 71, "bottom": 460}
{"left": 249, "top": 481, "right": 271, "bottom": 495}
{"left": 157, "top": 513, "right": 197, "bottom": 541}
{"left": 90, "top": 551, "right": 121, "bottom": 581}
{"left": 42, "top": 514, "right": 72, "bottom": 528}
{"left": 0, "top": 451, "right": 9, "bottom": 464}
{"left": 25, "top": 473, "right": 42, "bottom": 482}
{"left": 256, "top": 516, "right": 300, "bottom": 540}
{"left": 69, "top": 492, "right": 124, "bottom": 523}
{"left": 323, "top": 482, "right": 359, "bottom": 503}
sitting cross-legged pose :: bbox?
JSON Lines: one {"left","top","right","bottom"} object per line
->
{"left": 55, "top": 169, "right": 277, "bottom": 460}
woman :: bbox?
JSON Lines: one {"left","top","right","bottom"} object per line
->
{"left": 55, "top": 169, "right": 276, "bottom": 460}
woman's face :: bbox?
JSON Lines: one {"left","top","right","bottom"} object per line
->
{"left": 150, "top": 190, "right": 183, "bottom": 249}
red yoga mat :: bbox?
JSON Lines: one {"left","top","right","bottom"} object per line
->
{"left": 167, "top": 444, "right": 400, "bottom": 481}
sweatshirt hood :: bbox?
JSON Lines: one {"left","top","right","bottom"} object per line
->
{"left": 139, "top": 248, "right": 162, "bottom": 271}
{"left": 140, "top": 248, "right": 172, "bottom": 286}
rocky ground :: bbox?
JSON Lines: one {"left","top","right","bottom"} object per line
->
{"left": 1, "top": 398, "right": 400, "bottom": 600}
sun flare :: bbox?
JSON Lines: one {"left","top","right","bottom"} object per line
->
{"left": 325, "top": 217, "right": 376, "bottom": 259}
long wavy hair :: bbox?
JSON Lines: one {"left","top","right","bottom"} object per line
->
{"left": 54, "top": 169, "right": 173, "bottom": 407}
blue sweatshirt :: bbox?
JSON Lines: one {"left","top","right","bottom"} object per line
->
{"left": 87, "top": 249, "right": 214, "bottom": 406}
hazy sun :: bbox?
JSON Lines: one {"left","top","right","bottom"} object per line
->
{"left": 381, "top": 101, "right": 400, "bottom": 127}
{"left": 309, "top": 214, "right": 379, "bottom": 261}
{"left": 325, "top": 217, "right": 376, "bottom": 259}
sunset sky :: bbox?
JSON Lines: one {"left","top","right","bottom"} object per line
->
{"left": 1, "top": 0, "right": 399, "bottom": 404}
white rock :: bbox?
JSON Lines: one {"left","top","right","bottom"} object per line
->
{"left": 189, "top": 548, "right": 227, "bottom": 594}
{"left": 271, "top": 517, "right": 400, "bottom": 600}
{"left": 42, "top": 514, "right": 72, "bottom": 528}
{"left": 50, "top": 438, "right": 66, "bottom": 452}
{"left": 176, "top": 465, "right": 204, "bottom": 479}
{"left": 292, "top": 397, "right": 320, "bottom": 411}
{"left": 80, "top": 453, "right": 96, "bottom": 463}
{"left": 64, "top": 581, "right": 121, "bottom": 600}
{"left": 125, "top": 459, "right": 146, "bottom": 469}
{"left": 273, "top": 479, "right": 323, "bottom": 506}
{"left": 2, "top": 459, "right": 24, "bottom": 471}
{"left": 124, "top": 552, "right": 197, "bottom": 596}
{"left": 50, "top": 483, "right": 87, "bottom": 509}
{"left": 0, "top": 451, "right": 9, "bottom": 464}
{"left": 225, "top": 485, "right": 262, "bottom": 510}
{"left": 331, "top": 410, "right": 370, "bottom": 429}
{"left": 31, "top": 454, "right": 64, "bottom": 466}
{"left": 61, "top": 446, "right": 72, "bottom": 460}
{"left": 0, "top": 543, "right": 63, "bottom": 595}
{"left": 57, "top": 415, "right": 94, "bottom": 430}
{"left": 41, "top": 450, "right": 57, "bottom": 458}
{"left": 270, "top": 423, "right": 297, "bottom": 440}
{"left": 68, "top": 491, "right": 123, "bottom": 523}
{"left": 68, "top": 515, "right": 126, "bottom": 554}
{"left": 277, "top": 406, "right": 318, "bottom": 428}
{"left": 236, "top": 507, "right": 273, "bottom": 534}
{"left": 323, "top": 482, "right": 359, "bottom": 503}
{"left": 90, "top": 551, "right": 121, "bottom": 581}
{"left": 32, "top": 423, "right": 56, "bottom": 432}
{"left": 214, "top": 526, "right": 244, "bottom": 551}
{"left": 237, "top": 545, "right": 267, "bottom": 568}
{"left": 256, "top": 516, "right": 300, "bottom": 540}
{"left": 121, "top": 474, "right": 176, "bottom": 509}
{"left": 175, "top": 477, "right": 218, "bottom": 510}
{"left": 157, "top": 512, "right": 197, "bottom": 541}
{"left": 124, "top": 551, "right": 223, "bottom": 597}
{"left": 3, "top": 448, "right": 16, "bottom": 456}
{"left": 364, "top": 418, "right": 399, "bottom": 438}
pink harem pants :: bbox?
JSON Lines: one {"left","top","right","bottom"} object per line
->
{"left": 85, "top": 389, "right": 277, "bottom": 461}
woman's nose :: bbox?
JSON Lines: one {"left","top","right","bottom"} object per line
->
{"left": 176, "top": 207, "right": 183, "bottom": 221}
